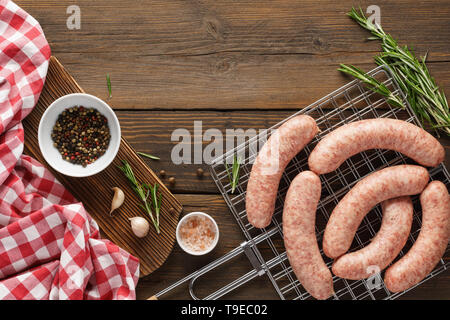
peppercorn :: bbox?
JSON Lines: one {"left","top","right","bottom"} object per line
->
{"left": 168, "top": 177, "right": 176, "bottom": 186}
{"left": 159, "top": 170, "right": 166, "bottom": 177}
{"left": 51, "top": 105, "right": 110, "bottom": 167}
{"left": 196, "top": 168, "right": 204, "bottom": 178}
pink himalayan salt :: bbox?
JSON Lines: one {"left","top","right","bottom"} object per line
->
{"left": 179, "top": 215, "right": 216, "bottom": 252}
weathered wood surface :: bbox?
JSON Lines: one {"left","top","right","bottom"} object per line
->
{"left": 15, "top": 0, "right": 450, "bottom": 299}
{"left": 116, "top": 110, "right": 450, "bottom": 194}
{"left": 15, "top": 0, "right": 450, "bottom": 110}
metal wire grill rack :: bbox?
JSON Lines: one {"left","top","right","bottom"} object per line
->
{"left": 207, "top": 66, "right": 450, "bottom": 300}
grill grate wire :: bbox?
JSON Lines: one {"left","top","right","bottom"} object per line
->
{"left": 155, "top": 66, "right": 449, "bottom": 300}
{"left": 208, "top": 66, "right": 450, "bottom": 300}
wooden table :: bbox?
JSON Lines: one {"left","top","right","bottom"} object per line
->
{"left": 16, "top": 0, "right": 450, "bottom": 299}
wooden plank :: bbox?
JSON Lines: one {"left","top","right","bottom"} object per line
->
{"left": 15, "top": 0, "right": 450, "bottom": 110}
{"left": 136, "top": 194, "right": 450, "bottom": 300}
{"left": 22, "top": 57, "right": 183, "bottom": 277}
{"left": 21, "top": 63, "right": 450, "bottom": 294}
{"left": 116, "top": 110, "right": 450, "bottom": 194}
{"left": 13, "top": 0, "right": 450, "bottom": 299}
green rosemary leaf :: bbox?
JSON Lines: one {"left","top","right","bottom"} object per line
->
{"left": 137, "top": 152, "right": 160, "bottom": 160}
{"left": 225, "top": 154, "right": 241, "bottom": 194}
{"left": 346, "top": 7, "right": 450, "bottom": 135}
{"left": 106, "top": 74, "right": 112, "bottom": 99}
{"left": 118, "top": 160, "right": 160, "bottom": 234}
{"left": 338, "top": 64, "right": 404, "bottom": 108}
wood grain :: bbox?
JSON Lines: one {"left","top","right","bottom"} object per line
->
{"left": 116, "top": 110, "right": 450, "bottom": 194}
{"left": 15, "top": 0, "right": 450, "bottom": 110}
{"left": 14, "top": 0, "right": 450, "bottom": 299}
{"left": 22, "top": 57, "right": 183, "bottom": 277}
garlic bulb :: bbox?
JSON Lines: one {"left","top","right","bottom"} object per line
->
{"left": 129, "top": 217, "right": 150, "bottom": 238}
{"left": 110, "top": 187, "right": 125, "bottom": 215}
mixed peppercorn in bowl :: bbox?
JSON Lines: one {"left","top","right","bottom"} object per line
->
{"left": 38, "top": 93, "right": 121, "bottom": 177}
{"left": 51, "top": 106, "right": 111, "bottom": 167}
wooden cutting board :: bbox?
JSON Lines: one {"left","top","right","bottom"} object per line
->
{"left": 22, "top": 56, "right": 182, "bottom": 277}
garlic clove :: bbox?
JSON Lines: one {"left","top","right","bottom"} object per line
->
{"left": 129, "top": 217, "right": 150, "bottom": 238}
{"left": 110, "top": 187, "right": 125, "bottom": 215}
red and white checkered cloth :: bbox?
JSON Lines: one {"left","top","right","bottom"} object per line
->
{"left": 0, "top": 0, "right": 139, "bottom": 299}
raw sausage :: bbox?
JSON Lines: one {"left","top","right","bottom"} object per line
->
{"left": 332, "top": 196, "right": 413, "bottom": 280}
{"left": 384, "top": 181, "right": 450, "bottom": 292}
{"left": 283, "top": 171, "right": 334, "bottom": 300}
{"left": 246, "top": 115, "right": 318, "bottom": 228}
{"left": 323, "top": 165, "right": 429, "bottom": 259}
{"left": 308, "top": 119, "right": 444, "bottom": 175}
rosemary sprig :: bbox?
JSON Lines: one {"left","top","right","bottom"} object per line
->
{"left": 118, "top": 160, "right": 161, "bottom": 233}
{"left": 148, "top": 183, "right": 162, "bottom": 229}
{"left": 137, "top": 151, "right": 160, "bottom": 161}
{"left": 225, "top": 154, "right": 240, "bottom": 194}
{"left": 338, "top": 64, "right": 404, "bottom": 108}
{"left": 345, "top": 7, "right": 450, "bottom": 135}
{"left": 106, "top": 74, "right": 112, "bottom": 99}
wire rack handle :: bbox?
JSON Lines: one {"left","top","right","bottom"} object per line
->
{"left": 155, "top": 241, "right": 266, "bottom": 300}
{"left": 189, "top": 242, "right": 266, "bottom": 300}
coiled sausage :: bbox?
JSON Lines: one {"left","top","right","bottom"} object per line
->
{"left": 283, "top": 171, "right": 334, "bottom": 300}
{"left": 308, "top": 119, "right": 444, "bottom": 175}
{"left": 384, "top": 181, "right": 450, "bottom": 292}
{"left": 246, "top": 115, "right": 318, "bottom": 228}
{"left": 323, "top": 165, "right": 429, "bottom": 259}
{"left": 332, "top": 196, "right": 413, "bottom": 280}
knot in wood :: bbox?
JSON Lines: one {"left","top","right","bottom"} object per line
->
{"left": 203, "top": 17, "right": 223, "bottom": 41}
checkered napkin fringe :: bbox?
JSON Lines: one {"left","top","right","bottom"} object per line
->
{"left": 0, "top": 0, "right": 139, "bottom": 299}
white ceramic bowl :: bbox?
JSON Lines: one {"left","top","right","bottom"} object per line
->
{"left": 38, "top": 93, "right": 121, "bottom": 177}
{"left": 176, "top": 212, "right": 219, "bottom": 256}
